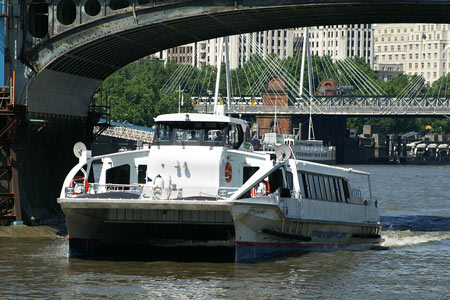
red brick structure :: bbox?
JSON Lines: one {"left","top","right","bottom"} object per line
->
{"left": 316, "top": 79, "right": 338, "bottom": 96}
{"left": 257, "top": 78, "right": 291, "bottom": 137}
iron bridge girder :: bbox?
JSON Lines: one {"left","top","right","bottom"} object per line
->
{"left": 22, "top": 0, "right": 450, "bottom": 80}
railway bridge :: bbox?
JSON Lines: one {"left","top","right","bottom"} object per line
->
{"left": 3, "top": 0, "right": 450, "bottom": 223}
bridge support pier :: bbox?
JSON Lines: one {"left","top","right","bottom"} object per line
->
{"left": 9, "top": 114, "right": 92, "bottom": 225}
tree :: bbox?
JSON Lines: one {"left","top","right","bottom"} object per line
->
{"left": 95, "top": 59, "right": 195, "bottom": 127}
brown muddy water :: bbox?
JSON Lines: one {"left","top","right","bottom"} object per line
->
{"left": 1, "top": 165, "right": 449, "bottom": 299}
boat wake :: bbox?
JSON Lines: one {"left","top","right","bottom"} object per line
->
{"left": 380, "top": 215, "right": 450, "bottom": 248}
{"left": 381, "top": 230, "right": 450, "bottom": 248}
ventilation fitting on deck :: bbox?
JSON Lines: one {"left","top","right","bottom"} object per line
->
{"left": 57, "top": 0, "right": 76, "bottom": 25}
{"left": 29, "top": 0, "right": 49, "bottom": 38}
{"left": 109, "top": 0, "right": 129, "bottom": 10}
{"left": 85, "top": 0, "right": 101, "bottom": 16}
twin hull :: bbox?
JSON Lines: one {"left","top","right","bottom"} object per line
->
{"left": 60, "top": 196, "right": 381, "bottom": 262}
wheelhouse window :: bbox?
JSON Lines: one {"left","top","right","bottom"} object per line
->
{"left": 176, "top": 129, "right": 201, "bottom": 141}
{"left": 152, "top": 121, "right": 244, "bottom": 147}
{"left": 226, "top": 124, "right": 243, "bottom": 149}
{"left": 154, "top": 123, "right": 173, "bottom": 142}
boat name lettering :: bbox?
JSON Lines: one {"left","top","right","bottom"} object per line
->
{"left": 311, "top": 231, "right": 347, "bottom": 239}
{"left": 248, "top": 209, "right": 266, "bottom": 215}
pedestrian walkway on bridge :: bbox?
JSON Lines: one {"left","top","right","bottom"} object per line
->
{"left": 95, "top": 119, "right": 154, "bottom": 143}
{"left": 162, "top": 32, "right": 450, "bottom": 116}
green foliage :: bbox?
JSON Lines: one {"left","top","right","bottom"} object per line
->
{"left": 96, "top": 54, "right": 450, "bottom": 134}
{"left": 430, "top": 73, "right": 450, "bottom": 97}
{"left": 97, "top": 59, "right": 195, "bottom": 126}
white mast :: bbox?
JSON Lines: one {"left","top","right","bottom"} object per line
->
{"left": 224, "top": 36, "right": 232, "bottom": 110}
{"left": 213, "top": 37, "right": 224, "bottom": 114}
{"left": 306, "top": 27, "right": 315, "bottom": 140}
{"left": 299, "top": 27, "right": 307, "bottom": 99}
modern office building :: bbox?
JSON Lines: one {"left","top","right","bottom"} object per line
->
{"left": 162, "top": 25, "right": 374, "bottom": 70}
{"left": 293, "top": 25, "right": 374, "bottom": 67}
{"left": 162, "top": 29, "right": 295, "bottom": 69}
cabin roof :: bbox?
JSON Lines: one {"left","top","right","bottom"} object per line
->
{"left": 295, "top": 159, "right": 369, "bottom": 177}
{"left": 155, "top": 113, "right": 248, "bottom": 127}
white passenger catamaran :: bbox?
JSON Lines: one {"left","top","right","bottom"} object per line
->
{"left": 58, "top": 35, "right": 380, "bottom": 261}
{"left": 58, "top": 109, "right": 381, "bottom": 261}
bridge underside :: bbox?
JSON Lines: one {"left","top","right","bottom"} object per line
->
{"left": 27, "top": 1, "right": 450, "bottom": 81}
{"left": 21, "top": 1, "right": 450, "bottom": 117}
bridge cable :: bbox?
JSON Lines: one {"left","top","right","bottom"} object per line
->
{"left": 163, "top": 52, "right": 196, "bottom": 95}
{"left": 249, "top": 35, "right": 307, "bottom": 98}
{"left": 336, "top": 60, "right": 369, "bottom": 95}
{"left": 246, "top": 33, "right": 316, "bottom": 111}
{"left": 198, "top": 65, "right": 210, "bottom": 98}
{"left": 341, "top": 58, "right": 381, "bottom": 96}
{"left": 343, "top": 58, "right": 386, "bottom": 96}
{"left": 340, "top": 58, "right": 379, "bottom": 95}
{"left": 163, "top": 57, "right": 193, "bottom": 95}
{"left": 244, "top": 39, "right": 291, "bottom": 111}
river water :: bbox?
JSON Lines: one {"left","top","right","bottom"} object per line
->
{"left": 1, "top": 165, "right": 449, "bottom": 299}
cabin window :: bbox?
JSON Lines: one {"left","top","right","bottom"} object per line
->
{"left": 154, "top": 123, "right": 173, "bottom": 142}
{"left": 241, "top": 167, "right": 260, "bottom": 198}
{"left": 300, "top": 173, "right": 309, "bottom": 198}
{"left": 137, "top": 165, "right": 147, "bottom": 184}
{"left": 338, "top": 179, "right": 346, "bottom": 202}
{"left": 321, "top": 176, "right": 331, "bottom": 201}
{"left": 268, "top": 169, "right": 284, "bottom": 192}
{"left": 298, "top": 172, "right": 349, "bottom": 202}
{"left": 313, "top": 175, "right": 322, "bottom": 200}
{"left": 243, "top": 167, "right": 259, "bottom": 183}
{"left": 343, "top": 180, "right": 350, "bottom": 203}
{"left": 226, "top": 124, "right": 243, "bottom": 149}
{"left": 328, "top": 177, "right": 337, "bottom": 201}
{"left": 176, "top": 129, "right": 201, "bottom": 142}
{"left": 106, "top": 164, "right": 130, "bottom": 184}
{"left": 334, "top": 178, "right": 342, "bottom": 202}
{"left": 307, "top": 174, "right": 316, "bottom": 199}
{"left": 285, "top": 171, "right": 293, "bottom": 191}
{"left": 204, "top": 129, "right": 224, "bottom": 142}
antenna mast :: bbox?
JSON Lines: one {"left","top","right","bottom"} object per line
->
{"left": 224, "top": 36, "right": 232, "bottom": 110}
{"left": 213, "top": 37, "right": 224, "bottom": 114}
{"left": 305, "top": 27, "right": 315, "bottom": 140}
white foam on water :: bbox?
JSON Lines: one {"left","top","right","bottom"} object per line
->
{"left": 381, "top": 230, "right": 450, "bottom": 248}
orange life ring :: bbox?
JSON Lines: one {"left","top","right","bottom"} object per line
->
{"left": 225, "top": 162, "right": 232, "bottom": 182}
{"left": 69, "top": 176, "right": 89, "bottom": 194}
{"left": 251, "top": 180, "right": 270, "bottom": 197}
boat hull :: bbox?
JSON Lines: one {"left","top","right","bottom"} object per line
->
{"left": 59, "top": 195, "right": 381, "bottom": 261}
{"left": 59, "top": 200, "right": 236, "bottom": 259}
{"left": 232, "top": 202, "right": 382, "bottom": 261}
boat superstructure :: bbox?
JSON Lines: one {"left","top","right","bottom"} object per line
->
{"left": 261, "top": 132, "right": 336, "bottom": 164}
{"left": 58, "top": 112, "right": 381, "bottom": 261}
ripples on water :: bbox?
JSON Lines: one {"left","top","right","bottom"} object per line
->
{"left": 1, "top": 165, "right": 449, "bottom": 299}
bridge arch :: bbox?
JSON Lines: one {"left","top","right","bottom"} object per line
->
{"left": 18, "top": 0, "right": 450, "bottom": 116}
